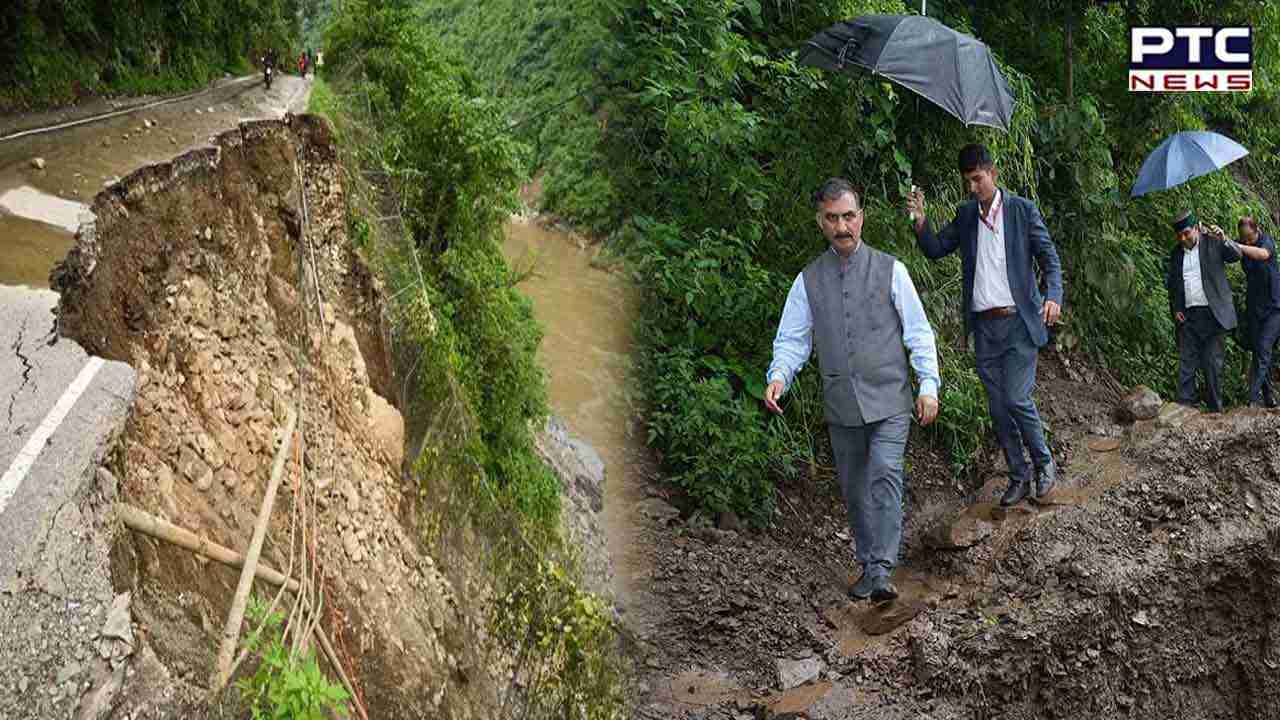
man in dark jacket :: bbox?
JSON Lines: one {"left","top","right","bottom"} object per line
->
{"left": 1236, "top": 216, "right": 1280, "bottom": 406}
{"left": 1165, "top": 211, "right": 1241, "bottom": 412}
{"left": 906, "top": 144, "right": 1064, "bottom": 508}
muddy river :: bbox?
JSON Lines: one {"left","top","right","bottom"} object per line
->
{"left": 503, "top": 218, "right": 649, "bottom": 604}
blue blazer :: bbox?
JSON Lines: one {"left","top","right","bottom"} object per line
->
{"left": 916, "top": 189, "right": 1064, "bottom": 348}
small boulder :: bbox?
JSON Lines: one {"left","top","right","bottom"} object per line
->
{"left": 1157, "top": 402, "right": 1198, "bottom": 429}
{"left": 30, "top": 157, "right": 45, "bottom": 170}
{"left": 716, "top": 510, "right": 743, "bottom": 532}
{"left": 776, "top": 656, "right": 823, "bottom": 690}
{"left": 926, "top": 512, "right": 994, "bottom": 549}
{"left": 1119, "top": 385, "right": 1162, "bottom": 422}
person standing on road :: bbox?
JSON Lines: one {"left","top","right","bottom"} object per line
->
{"left": 906, "top": 143, "right": 1063, "bottom": 509}
{"left": 1237, "top": 217, "right": 1280, "bottom": 407}
{"left": 765, "top": 178, "right": 941, "bottom": 603}
{"left": 1165, "top": 211, "right": 1240, "bottom": 412}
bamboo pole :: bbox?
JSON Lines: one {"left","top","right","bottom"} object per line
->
{"left": 213, "top": 405, "right": 298, "bottom": 691}
{"left": 316, "top": 625, "right": 368, "bottom": 720}
{"left": 117, "top": 504, "right": 300, "bottom": 593}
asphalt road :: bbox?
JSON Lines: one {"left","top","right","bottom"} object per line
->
{"left": 0, "top": 285, "right": 134, "bottom": 590}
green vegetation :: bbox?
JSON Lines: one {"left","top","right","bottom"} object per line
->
{"left": 418, "top": 0, "right": 618, "bottom": 233}
{"left": 315, "top": 1, "right": 626, "bottom": 716}
{"left": 416, "top": 0, "right": 1280, "bottom": 524}
{"left": 0, "top": 0, "right": 301, "bottom": 110}
{"left": 236, "top": 595, "right": 350, "bottom": 720}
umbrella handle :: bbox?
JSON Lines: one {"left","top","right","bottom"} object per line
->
{"left": 837, "top": 38, "right": 861, "bottom": 67}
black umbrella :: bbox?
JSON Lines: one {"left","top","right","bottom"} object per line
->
{"left": 797, "top": 15, "right": 1015, "bottom": 132}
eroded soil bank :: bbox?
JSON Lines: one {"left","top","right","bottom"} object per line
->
{"left": 0, "top": 74, "right": 309, "bottom": 288}
{"left": 50, "top": 115, "right": 506, "bottom": 718}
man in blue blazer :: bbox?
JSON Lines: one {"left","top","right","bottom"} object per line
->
{"left": 906, "top": 144, "right": 1064, "bottom": 507}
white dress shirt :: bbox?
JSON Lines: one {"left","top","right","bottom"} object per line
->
{"left": 971, "top": 189, "right": 1016, "bottom": 312}
{"left": 1182, "top": 240, "right": 1208, "bottom": 308}
{"left": 767, "top": 246, "right": 940, "bottom": 399}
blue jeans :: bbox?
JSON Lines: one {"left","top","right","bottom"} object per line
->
{"left": 974, "top": 313, "right": 1052, "bottom": 483}
{"left": 829, "top": 412, "right": 910, "bottom": 577}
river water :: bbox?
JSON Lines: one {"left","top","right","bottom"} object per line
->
{"left": 502, "top": 217, "right": 649, "bottom": 604}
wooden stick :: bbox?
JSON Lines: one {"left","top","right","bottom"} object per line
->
{"left": 316, "top": 625, "right": 368, "bottom": 720}
{"left": 213, "top": 405, "right": 298, "bottom": 691}
{"left": 117, "top": 504, "right": 300, "bottom": 593}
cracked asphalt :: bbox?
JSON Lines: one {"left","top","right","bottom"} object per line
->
{"left": 0, "top": 284, "right": 134, "bottom": 591}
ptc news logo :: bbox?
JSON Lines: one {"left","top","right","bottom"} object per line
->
{"left": 1130, "top": 26, "right": 1253, "bottom": 92}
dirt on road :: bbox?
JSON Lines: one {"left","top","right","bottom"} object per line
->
{"left": 0, "top": 73, "right": 310, "bottom": 288}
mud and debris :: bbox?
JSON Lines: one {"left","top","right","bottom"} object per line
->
{"left": 45, "top": 115, "right": 500, "bottom": 719}
{"left": 621, "top": 351, "right": 1280, "bottom": 719}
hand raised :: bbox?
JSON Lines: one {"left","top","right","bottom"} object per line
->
{"left": 905, "top": 186, "right": 926, "bottom": 227}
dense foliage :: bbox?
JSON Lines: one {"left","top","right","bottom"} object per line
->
{"left": 323, "top": 0, "right": 557, "bottom": 524}
{"left": 0, "top": 0, "right": 303, "bottom": 109}
{"left": 314, "top": 2, "right": 626, "bottom": 716}
{"left": 417, "top": 0, "right": 619, "bottom": 233}
{"left": 416, "top": 0, "right": 1280, "bottom": 524}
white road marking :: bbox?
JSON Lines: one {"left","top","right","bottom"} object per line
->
{"left": 0, "top": 357, "right": 104, "bottom": 515}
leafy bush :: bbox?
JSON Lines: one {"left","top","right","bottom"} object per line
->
{"left": 325, "top": 0, "right": 559, "bottom": 525}
{"left": 236, "top": 596, "right": 350, "bottom": 720}
{"left": 491, "top": 559, "right": 626, "bottom": 720}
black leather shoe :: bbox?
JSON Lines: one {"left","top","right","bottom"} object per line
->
{"left": 869, "top": 574, "right": 899, "bottom": 603}
{"left": 848, "top": 571, "right": 876, "bottom": 600}
{"left": 1032, "top": 460, "right": 1057, "bottom": 503}
{"left": 999, "top": 475, "right": 1031, "bottom": 507}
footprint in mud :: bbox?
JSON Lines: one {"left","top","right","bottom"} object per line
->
{"left": 860, "top": 599, "right": 927, "bottom": 635}
{"left": 824, "top": 434, "right": 1138, "bottom": 655}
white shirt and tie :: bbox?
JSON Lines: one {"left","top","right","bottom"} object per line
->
{"left": 971, "top": 189, "right": 1016, "bottom": 312}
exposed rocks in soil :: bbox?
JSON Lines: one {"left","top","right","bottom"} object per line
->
{"left": 49, "top": 115, "right": 500, "bottom": 718}
{"left": 535, "top": 415, "right": 613, "bottom": 598}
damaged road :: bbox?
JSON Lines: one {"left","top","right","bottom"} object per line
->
{"left": 0, "top": 284, "right": 135, "bottom": 590}
{"left": 0, "top": 283, "right": 135, "bottom": 720}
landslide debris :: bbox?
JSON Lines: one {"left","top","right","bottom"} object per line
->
{"left": 628, "top": 355, "right": 1280, "bottom": 720}
{"left": 52, "top": 116, "right": 502, "bottom": 718}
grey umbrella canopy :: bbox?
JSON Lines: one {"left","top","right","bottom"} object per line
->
{"left": 1130, "top": 131, "right": 1249, "bottom": 198}
{"left": 798, "top": 15, "right": 1015, "bottom": 132}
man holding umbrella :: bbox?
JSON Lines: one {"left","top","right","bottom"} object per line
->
{"left": 906, "top": 144, "right": 1063, "bottom": 508}
{"left": 1235, "top": 217, "right": 1279, "bottom": 407}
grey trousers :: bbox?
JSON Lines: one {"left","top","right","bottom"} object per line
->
{"left": 829, "top": 412, "right": 910, "bottom": 578}
{"left": 974, "top": 313, "right": 1052, "bottom": 483}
